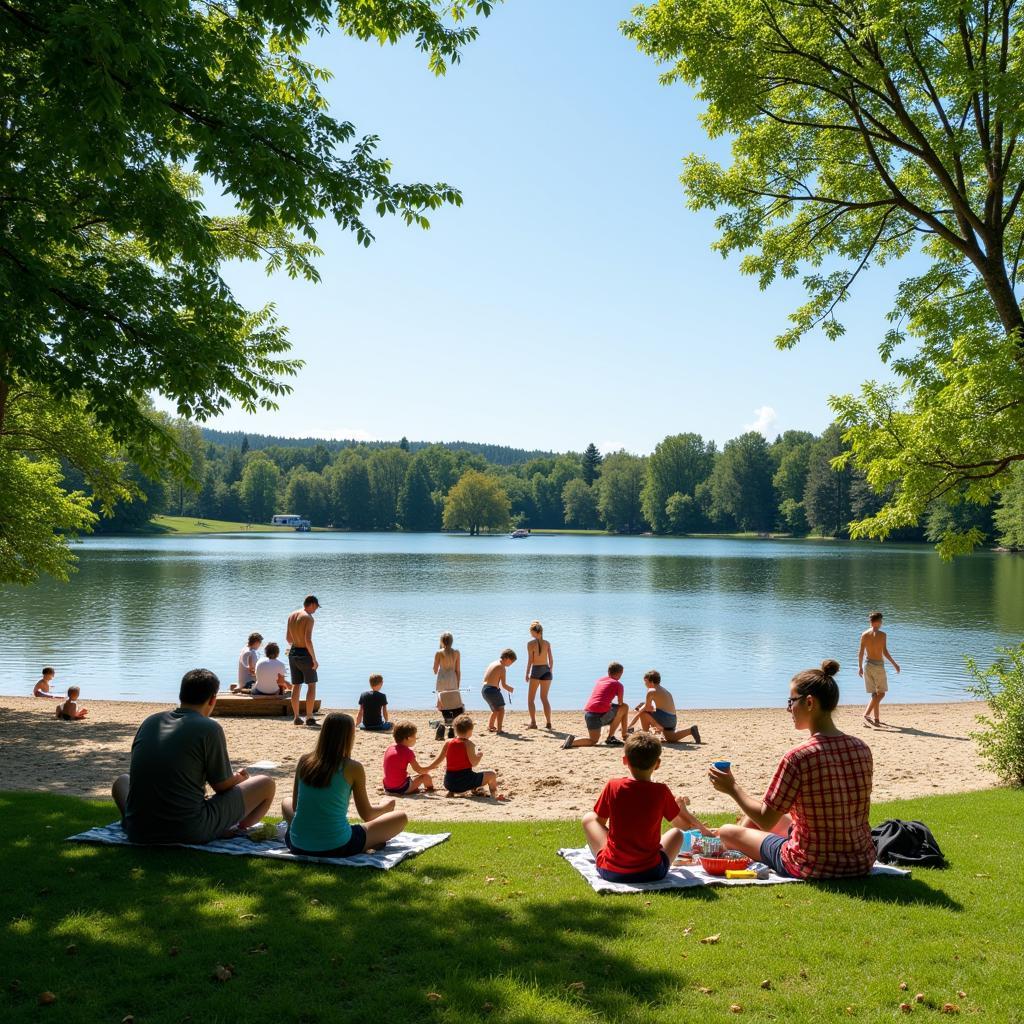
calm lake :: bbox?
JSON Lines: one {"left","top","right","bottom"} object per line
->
{"left": 2, "top": 533, "right": 1021, "bottom": 709}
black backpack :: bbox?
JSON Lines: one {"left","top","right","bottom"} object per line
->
{"left": 871, "top": 819, "right": 946, "bottom": 868}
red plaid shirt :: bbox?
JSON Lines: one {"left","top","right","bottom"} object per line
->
{"left": 763, "top": 733, "right": 875, "bottom": 879}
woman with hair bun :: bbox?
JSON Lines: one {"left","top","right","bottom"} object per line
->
{"left": 709, "top": 660, "right": 876, "bottom": 879}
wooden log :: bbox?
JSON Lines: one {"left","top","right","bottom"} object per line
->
{"left": 212, "top": 694, "right": 322, "bottom": 717}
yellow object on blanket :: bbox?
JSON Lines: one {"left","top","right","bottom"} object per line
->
{"left": 725, "top": 869, "right": 758, "bottom": 879}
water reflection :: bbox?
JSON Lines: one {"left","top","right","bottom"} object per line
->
{"left": 1, "top": 534, "right": 1020, "bottom": 708}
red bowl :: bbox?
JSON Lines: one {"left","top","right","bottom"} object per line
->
{"left": 698, "top": 854, "right": 751, "bottom": 875}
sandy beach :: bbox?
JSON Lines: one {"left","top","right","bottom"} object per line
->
{"left": 0, "top": 696, "right": 996, "bottom": 822}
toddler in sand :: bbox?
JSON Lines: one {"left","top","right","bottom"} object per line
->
{"left": 582, "top": 733, "right": 708, "bottom": 882}
{"left": 55, "top": 686, "right": 88, "bottom": 721}
{"left": 858, "top": 611, "right": 900, "bottom": 726}
{"left": 33, "top": 667, "right": 60, "bottom": 698}
{"left": 383, "top": 722, "right": 444, "bottom": 795}
{"left": 440, "top": 716, "right": 504, "bottom": 800}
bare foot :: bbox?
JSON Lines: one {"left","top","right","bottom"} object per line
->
{"left": 494, "top": 793, "right": 507, "bottom": 801}
{"left": 488, "top": 726, "right": 498, "bottom": 733}
{"left": 526, "top": 722, "right": 538, "bottom": 729}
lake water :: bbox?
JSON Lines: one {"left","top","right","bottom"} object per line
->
{"left": 2, "top": 533, "right": 1021, "bottom": 709}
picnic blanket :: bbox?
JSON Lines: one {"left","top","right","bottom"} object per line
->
{"left": 558, "top": 847, "right": 910, "bottom": 894}
{"left": 68, "top": 821, "right": 449, "bottom": 870}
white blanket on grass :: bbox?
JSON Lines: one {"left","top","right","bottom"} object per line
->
{"left": 68, "top": 821, "right": 449, "bottom": 870}
{"left": 558, "top": 847, "right": 910, "bottom": 894}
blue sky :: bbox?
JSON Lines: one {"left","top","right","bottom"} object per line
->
{"left": 196, "top": 0, "right": 903, "bottom": 454}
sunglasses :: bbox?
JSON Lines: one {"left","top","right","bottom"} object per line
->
{"left": 786, "top": 695, "right": 805, "bottom": 710}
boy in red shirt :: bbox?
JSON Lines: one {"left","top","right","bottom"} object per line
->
{"left": 582, "top": 733, "right": 709, "bottom": 882}
{"left": 562, "top": 662, "right": 630, "bottom": 749}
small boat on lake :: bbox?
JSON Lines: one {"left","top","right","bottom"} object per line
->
{"left": 511, "top": 528, "right": 530, "bottom": 538}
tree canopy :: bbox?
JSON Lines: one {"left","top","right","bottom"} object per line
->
{"left": 442, "top": 470, "right": 510, "bottom": 535}
{"left": 625, "top": 0, "right": 1024, "bottom": 555}
{"left": 0, "top": 0, "right": 493, "bottom": 581}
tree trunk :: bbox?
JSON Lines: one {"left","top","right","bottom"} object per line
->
{"left": 979, "top": 256, "right": 1024, "bottom": 341}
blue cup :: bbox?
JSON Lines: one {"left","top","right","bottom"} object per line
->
{"left": 712, "top": 760, "right": 731, "bottom": 771}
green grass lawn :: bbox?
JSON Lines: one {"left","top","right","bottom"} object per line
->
{"left": 2, "top": 790, "right": 1019, "bottom": 1023}
{"left": 148, "top": 516, "right": 299, "bottom": 535}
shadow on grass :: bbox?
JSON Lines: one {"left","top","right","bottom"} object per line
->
{"left": 0, "top": 793, "right": 697, "bottom": 1024}
{"left": 808, "top": 875, "right": 962, "bottom": 910}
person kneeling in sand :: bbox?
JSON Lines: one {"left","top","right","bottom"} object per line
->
{"left": 283, "top": 712, "right": 407, "bottom": 856}
{"left": 582, "top": 733, "right": 710, "bottom": 883}
{"left": 440, "top": 715, "right": 504, "bottom": 799}
{"left": 628, "top": 670, "right": 700, "bottom": 744}
{"left": 562, "top": 662, "right": 630, "bottom": 748}
{"left": 383, "top": 722, "right": 444, "bottom": 795}
{"left": 55, "top": 686, "right": 88, "bottom": 721}
{"left": 111, "top": 669, "right": 275, "bottom": 845}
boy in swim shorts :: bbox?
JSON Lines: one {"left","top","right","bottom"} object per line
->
{"left": 582, "top": 733, "right": 708, "bottom": 882}
{"left": 481, "top": 649, "right": 516, "bottom": 734}
{"left": 858, "top": 611, "right": 900, "bottom": 726}
{"left": 382, "top": 723, "right": 444, "bottom": 795}
{"left": 628, "top": 670, "right": 701, "bottom": 744}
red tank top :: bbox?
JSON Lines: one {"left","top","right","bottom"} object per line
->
{"left": 446, "top": 737, "right": 471, "bottom": 771}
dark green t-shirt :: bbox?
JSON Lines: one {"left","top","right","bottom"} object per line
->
{"left": 123, "top": 708, "right": 233, "bottom": 843}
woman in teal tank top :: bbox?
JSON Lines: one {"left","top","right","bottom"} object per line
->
{"left": 282, "top": 713, "right": 408, "bottom": 856}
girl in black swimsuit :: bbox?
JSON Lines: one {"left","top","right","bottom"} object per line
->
{"left": 525, "top": 620, "right": 554, "bottom": 730}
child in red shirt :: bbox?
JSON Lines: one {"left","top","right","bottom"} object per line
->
{"left": 583, "top": 733, "right": 709, "bottom": 882}
{"left": 382, "top": 722, "right": 444, "bottom": 795}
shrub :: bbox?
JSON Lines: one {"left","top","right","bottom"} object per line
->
{"left": 966, "top": 644, "right": 1024, "bottom": 787}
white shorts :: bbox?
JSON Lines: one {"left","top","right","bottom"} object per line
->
{"left": 864, "top": 661, "right": 888, "bottom": 694}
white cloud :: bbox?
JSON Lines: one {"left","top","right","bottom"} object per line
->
{"left": 744, "top": 405, "right": 778, "bottom": 437}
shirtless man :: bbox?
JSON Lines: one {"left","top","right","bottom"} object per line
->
{"left": 286, "top": 595, "right": 320, "bottom": 727}
{"left": 858, "top": 610, "right": 900, "bottom": 726}
{"left": 628, "top": 670, "right": 701, "bottom": 744}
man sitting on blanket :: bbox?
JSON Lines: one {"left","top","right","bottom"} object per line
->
{"left": 111, "top": 668, "right": 275, "bottom": 844}
{"left": 582, "top": 733, "right": 710, "bottom": 884}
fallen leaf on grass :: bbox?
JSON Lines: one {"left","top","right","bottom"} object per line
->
{"left": 697, "top": 987, "right": 714, "bottom": 995}
{"left": 212, "top": 964, "right": 234, "bottom": 983}
{"left": 567, "top": 981, "right": 586, "bottom": 993}
{"left": 485, "top": 876, "right": 497, "bottom": 884}
{"left": 683, "top": 927, "right": 693, "bottom": 936}
{"left": 65, "top": 944, "right": 77, "bottom": 956}
{"left": 38, "top": 992, "right": 57, "bottom": 1006}
{"left": 799, "top": 968, "right": 809, "bottom": 980}
{"left": 957, "top": 991, "right": 967, "bottom": 999}
{"left": 426, "top": 992, "right": 443, "bottom": 1002}
{"left": 238, "top": 913, "right": 256, "bottom": 920}
{"left": 914, "top": 993, "right": 925, "bottom": 1004}
{"left": 729, "top": 1004, "right": 743, "bottom": 1014}
{"left": 760, "top": 979, "right": 772, "bottom": 990}
{"left": 899, "top": 982, "right": 909, "bottom": 991}
{"left": 899, "top": 1003, "right": 912, "bottom": 1013}
{"left": 122, "top": 1016, "right": 135, "bottom": 1024}
{"left": 700, "top": 934, "right": 720, "bottom": 945}
{"left": 941, "top": 1004, "right": 960, "bottom": 1014}
{"left": 247, "top": 943, "right": 268, "bottom": 955}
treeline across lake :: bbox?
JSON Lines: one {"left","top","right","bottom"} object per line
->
{"left": 87, "top": 425, "right": 1024, "bottom": 547}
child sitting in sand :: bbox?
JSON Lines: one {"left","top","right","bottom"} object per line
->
{"left": 628, "top": 670, "right": 701, "bottom": 744}
{"left": 356, "top": 673, "right": 392, "bottom": 732}
{"left": 33, "top": 667, "right": 60, "bottom": 698}
{"left": 55, "top": 686, "right": 88, "bottom": 721}
{"left": 282, "top": 712, "right": 407, "bottom": 857}
{"left": 252, "top": 642, "right": 290, "bottom": 695}
{"left": 582, "top": 733, "right": 709, "bottom": 883}
{"left": 440, "top": 715, "right": 504, "bottom": 800}
{"left": 481, "top": 649, "right": 516, "bottom": 734}
{"left": 383, "top": 722, "right": 445, "bottom": 795}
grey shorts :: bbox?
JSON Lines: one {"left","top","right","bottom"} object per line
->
{"left": 124, "top": 787, "right": 246, "bottom": 846}
{"left": 288, "top": 648, "right": 318, "bottom": 686}
{"left": 652, "top": 708, "right": 678, "bottom": 731}
{"left": 482, "top": 685, "right": 505, "bottom": 711}
{"left": 584, "top": 707, "right": 618, "bottom": 732}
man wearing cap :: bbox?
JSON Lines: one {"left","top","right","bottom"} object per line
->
{"left": 286, "top": 595, "right": 320, "bottom": 727}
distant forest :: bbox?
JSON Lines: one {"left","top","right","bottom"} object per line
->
{"left": 76, "top": 421, "right": 1024, "bottom": 548}
{"left": 199, "top": 428, "right": 554, "bottom": 466}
